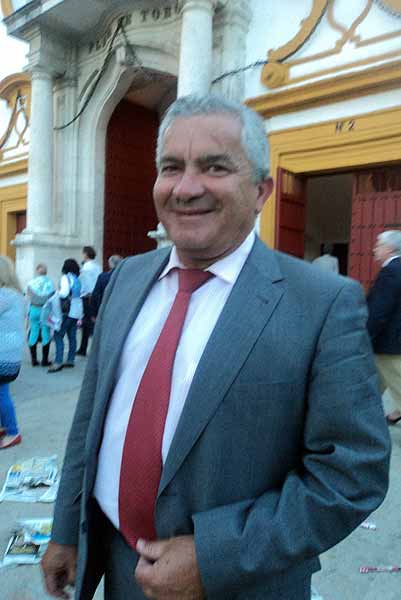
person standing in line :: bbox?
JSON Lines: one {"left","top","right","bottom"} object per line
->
{"left": 48, "top": 259, "right": 83, "bottom": 373}
{"left": 77, "top": 246, "right": 101, "bottom": 357}
{"left": 26, "top": 263, "right": 55, "bottom": 367}
{"left": 42, "top": 95, "right": 390, "bottom": 600}
{"left": 90, "top": 254, "right": 123, "bottom": 319}
{"left": 367, "top": 230, "right": 401, "bottom": 425}
{"left": 0, "top": 256, "right": 24, "bottom": 449}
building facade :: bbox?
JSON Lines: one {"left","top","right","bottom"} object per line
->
{"left": 1, "top": 0, "right": 401, "bottom": 288}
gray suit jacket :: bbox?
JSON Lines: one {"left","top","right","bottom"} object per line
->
{"left": 52, "top": 237, "right": 390, "bottom": 599}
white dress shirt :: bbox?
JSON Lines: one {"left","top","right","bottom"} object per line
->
{"left": 79, "top": 260, "right": 102, "bottom": 296}
{"left": 93, "top": 232, "right": 255, "bottom": 528}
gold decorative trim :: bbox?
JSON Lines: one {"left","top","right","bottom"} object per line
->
{"left": 248, "top": 59, "right": 401, "bottom": 118}
{"left": 258, "top": 105, "right": 401, "bottom": 248}
{"left": 0, "top": 184, "right": 27, "bottom": 259}
{"left": 376, "top": 0, "right": 401, "bottom": 15}
{"left": 267, "top": 0, "right": 328, "bottom": 63}
{"left": 261, "top": 0, "right": 399, "bottom": 90}
{"left": 327, "top": 0, "right": 372, "bottom": 43}
{"left": 0, "top": 0, "right": 14, "bottom": 18}
{"left": 0, "top": 158, "right": 28, "bottom": 178}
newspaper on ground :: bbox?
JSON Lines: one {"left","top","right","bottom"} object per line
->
{"left": 1, "top": 518, "right": 52, "bottom": 566}
{"left": 0, "top": 455, "right": 58, "bottom": 503}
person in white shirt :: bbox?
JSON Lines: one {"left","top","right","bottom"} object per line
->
{"left": 77, "top": 246, "right": 101, "bottom": 357}
{"left": 312, "top": 244, "right": 339, "bottom": 273}
{"left": 48, "top": 259, "right": 83, "bottom": 372}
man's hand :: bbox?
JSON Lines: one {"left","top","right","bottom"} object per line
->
{"left": 41, "top": 541, "right": 77, "bottom": 599}
{"left": 135, "top": 535, "right": 204, "bottom": 599}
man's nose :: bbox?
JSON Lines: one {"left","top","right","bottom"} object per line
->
{"left": 173, "top": 171, "right": 205, "bottom": 200}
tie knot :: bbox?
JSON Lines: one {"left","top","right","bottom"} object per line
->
{"left": 178, "top": 268, "right": 213, "bottom": 294}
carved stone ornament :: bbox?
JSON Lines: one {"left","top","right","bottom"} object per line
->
{"left": 375, "top": 0, "right": 401, "bottom": 15}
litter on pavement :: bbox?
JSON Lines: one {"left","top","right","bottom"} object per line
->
{"left": 1, "top": 518, "right": 52, "bottom": 567}
{"left": 0, "top": 455, "right": 58, "bottom": 502}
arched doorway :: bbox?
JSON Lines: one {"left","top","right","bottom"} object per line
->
{"left": 103, "top": 99, "right": 159, "bottom": 263}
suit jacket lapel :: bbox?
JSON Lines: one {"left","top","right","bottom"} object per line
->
{"left": 159, "top": 239, "right": 285, "bottom": 495}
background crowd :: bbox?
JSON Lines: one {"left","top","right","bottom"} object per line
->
{"left": 0, "top": 247, "right": 122, "bottom": 449}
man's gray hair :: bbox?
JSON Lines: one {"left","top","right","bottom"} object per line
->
{"left": 108, "top": 254, "right": 123, "bottom": 269}
{"left": 377, "top": 230, "right": 401, "bottom": 254}
{"left": 156, "top": 94, "right": 270, "bottom": 183}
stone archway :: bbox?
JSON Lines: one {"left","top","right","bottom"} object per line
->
{"left": 75, "top": 48, "right": 177, "bottom": 266}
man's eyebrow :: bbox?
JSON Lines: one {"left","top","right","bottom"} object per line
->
{"left": 197, "top": 154, "right": 232, "bottom": 164}
{"left": 159, "top": 155, "right": 183, "bottom": 164}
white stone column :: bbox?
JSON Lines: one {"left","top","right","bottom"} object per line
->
{"left": 26, "top": 69, "right": 54, "bottom": 233}
{"left": 178, "top": 0, "right": 216, "bottom": 96}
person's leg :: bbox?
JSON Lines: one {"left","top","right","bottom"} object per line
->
{"left": 28, "top": 307, "right": 40, "bottom": 347}
{"left": 49, "top": 318, "right": 67, "bottom": 371}
{"left": 65, "top": 318, "right": 78, "bottom": 364}
{"left": 77, "top": 297, "right": 91, "bottom": 355}
{"left": 375, "top": 354, "right": 401, "bottom": 421}
{"left": 0, "top": 384, "right": 19, "bottom": 434}
{"left": 29, "top": 343, "right": 39, "bottom": 366}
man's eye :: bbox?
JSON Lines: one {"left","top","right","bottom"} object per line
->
{"left": 160, "top": 165, "right": 179, "bottom": 174}
{"left": 207, "top": 165, "right": 228, "bottom": 174}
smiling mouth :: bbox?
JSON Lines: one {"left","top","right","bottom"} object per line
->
{"left": 174, "top": 209, "right": 213, "bottom": 216}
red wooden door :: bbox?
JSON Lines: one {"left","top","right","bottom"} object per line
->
{"left": 275, "top": 167, "right": 306, "bottom": 258}
{"left": 349, "top": 167, "right": 401, "bottom": 291}
{"left": 16, "top": 211, "right": 26, "bottom": 233}
{"left": 104, "top": 100, "right": 159, "bottom": 267}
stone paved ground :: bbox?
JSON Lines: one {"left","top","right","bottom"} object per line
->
{"left": 0, "top": 349, "right": 399, "bottom": 599}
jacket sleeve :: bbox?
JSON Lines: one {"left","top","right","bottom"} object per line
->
{"left": 367, "top": 266, "right": 401, "bottom": 341}
{"left": 50, "top": 265, "right": 122, "bottom": 545}
{"left": 193, "top": 279, "right": 391, "bottom": 597}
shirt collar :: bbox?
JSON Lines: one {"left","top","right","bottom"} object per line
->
{"left": 383, "top": 255, "right": 400, "bottom": 267}
{"left": 159, "top": 230, "right": 256, "bottom": 285}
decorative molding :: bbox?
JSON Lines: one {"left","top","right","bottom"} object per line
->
{"left": 375, "top": 0, "right": 401, "bottom": 16}
{"left": 249, "top": 59, "right": 401, "bottom": 118}
{"left": 327, "top": 0, "right": 372, "bottom": 43}
{"left": 0, "top": 0, "right": 13, "bottom": 18}
{"left": 0, "top": 158, "right": 28, "bottom": 178}
{"left": 261, "top": 0, "right": 400, "bottom": 90}
{"left": 0, "top": 185, "right": 27, "bottom": 259}
{"left": 0, "top": 75, "right": 31, "bottom": 158}
{"left": 258, "top": 105, "right": 401, "bottom": 248}
{"left": 267, "top": 0, "right": 328, "bottom": 63}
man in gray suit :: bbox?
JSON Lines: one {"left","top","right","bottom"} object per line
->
{"left": 42, "top": 95, "right": 390, "bottom": 600}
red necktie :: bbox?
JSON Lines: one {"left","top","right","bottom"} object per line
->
{"left": 118, "top": 268, "right": 213, "bottom": 548}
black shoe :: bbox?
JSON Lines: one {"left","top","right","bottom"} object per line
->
{"left": 76, "top": 350, "right": 86, "bottom": 357}
{"left": 41, "top": 343, "right": 52, "bottom": 367}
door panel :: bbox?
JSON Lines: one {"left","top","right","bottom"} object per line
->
{"left": 104, "top": 100, "right": 159, "bottom": 268}
{"left": 349, "top": 167, "right": 401, "bottom": 291}
{"left": 275, "top": 167, "right": 306, "bottom": 258}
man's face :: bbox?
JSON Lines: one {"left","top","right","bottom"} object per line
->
{"left": 374, "top": 239, "right": 393, "bottom": 264}
{"left": 153, "top": 114, "right": 273, "bottom": 268}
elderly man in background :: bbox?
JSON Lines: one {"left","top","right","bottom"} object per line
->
{"left": 90, "top": 254, "right": 123, "bottom": 319}
{"left": 42, "top": 95, "right": 390, "bottom": 600}
{"left": 77, "top": 246, "right": 101, "bottom": 357}
{"left": 367, "top": 229, "right": 401, "bottom": 425}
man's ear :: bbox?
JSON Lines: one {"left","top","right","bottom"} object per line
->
{"left": 256, "top": 177, "right": 274, "bottom": 214}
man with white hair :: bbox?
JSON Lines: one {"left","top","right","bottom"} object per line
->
{"left": 367, "top": 229, "right": 401, "bottom": 424}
